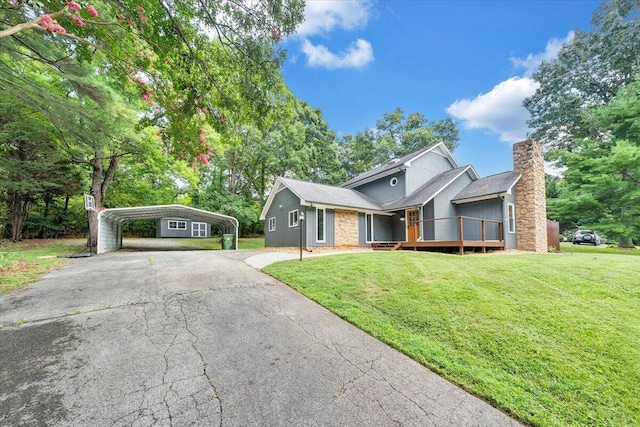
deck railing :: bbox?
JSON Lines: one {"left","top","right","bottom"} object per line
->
{"left": 411, "top": 216, "right": 504, "bottom": 243}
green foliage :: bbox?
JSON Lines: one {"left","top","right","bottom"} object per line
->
{"left": 0, "top": 91, "right": 86, "bottom": 240}
{"left": 265, "top": 252, "right": 640, "bottom": 427}
{"left": 1, "top": 0, "right": 305, "bottom": 161}
{"left": 525, "top": 0, "right": 640, "bottom": 150}
{"left": 546, "top": 79, "right": 640, "bottom": 246}
{"left": 191, "top": 184, "right": 261, "bottom": 236}
{"left": 340, "top": 108, "right": 459, "bottom": 179}
{"left": 189, "top": 97, "right": 347, "bottom": 235}
{"left": 528, "top": 0, "right": 640, "bottom": 247}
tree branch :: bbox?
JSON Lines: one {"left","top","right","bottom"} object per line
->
{"left": 0, "top": 10, "right": 64, "bottom": 39}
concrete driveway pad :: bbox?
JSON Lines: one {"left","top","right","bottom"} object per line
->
{"left": 0, "top": 251, "right": 520, "bottom": 426}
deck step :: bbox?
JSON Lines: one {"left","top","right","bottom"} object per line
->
{"left": 372, "top": 242, "right": 401, "bottom": 251}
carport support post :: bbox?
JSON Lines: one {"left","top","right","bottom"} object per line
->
{"left": 299, "top": 212, "right": 305, "bottom": 261}
{"left": 87, "top": 209, "right": 93, "bottom": 255}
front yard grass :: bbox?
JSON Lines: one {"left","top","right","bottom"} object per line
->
{"left": 264, "top": 251, "right": 640, "bottom": 427}
{"left": 560, "top": 242, "right": 640, "bottom": 255}
{"left": 184, "top": 236, "right": 265, "bottom": 250}
{"left": 0, "top": 239, "right": 86, "bottom": 293}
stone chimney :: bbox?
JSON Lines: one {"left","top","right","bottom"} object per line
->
{"left": 513, "top": 139, "right": 547, "bottom": 252}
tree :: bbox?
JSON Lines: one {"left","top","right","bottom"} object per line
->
{"left": 1, "top": 0, "right": 305, "bottom": 161}
{"left": 547, "top": 78, "right": 640, "bottom": 247}
{"left": 189, "top": 97, "right": 346, "bottom": 235}
{"left": 2, "top": 0, "right": 304, "bottom": 246}
{"left": 267, "top": 100, "right": 345, "bottom": 186}
{"left": 375, "top": 108, "right": 459, "bottom": 158}
{"left": 524, "top": 0, "right": 640, "bottom": 150}
{"left": 0, "top": 92, "right": 82, "bottom": 240}
{"left": 340, "top": 108, "right": 459, "bottom": 179}
{"left": 525, "top": 0, "right": 640, "bottom": 247}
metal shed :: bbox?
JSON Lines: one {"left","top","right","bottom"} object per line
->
{"left": 97, "top": 205, "right": 238, "bottom": 254}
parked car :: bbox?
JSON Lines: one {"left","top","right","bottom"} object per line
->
{"left": 573, "top": 230, "right": 602, "bottom": 246}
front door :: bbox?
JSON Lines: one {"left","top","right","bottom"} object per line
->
{"left": 191, "top": 222, "right": 207, "bottom": 238}
{"left": 407, "top": 209, "right": 420, "bottom": 242}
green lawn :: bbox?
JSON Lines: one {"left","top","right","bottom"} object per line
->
{"left": 559, "top": 242, "right": 640, "bottom": 255}
{"left": 185, "top": 236, "right": 265, "bottom": 250}
{"left": 264, "top": 251, "right": 640, "bottom": 427}
{"left": 0, "top": 239, "right": 86, "bottom": 293}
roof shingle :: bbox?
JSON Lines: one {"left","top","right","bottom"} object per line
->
{"left": 452, "top": 171, "right": 521, "bottom": 202}
{"left": 279, "top": 177, "right": 382, "bottom": 211}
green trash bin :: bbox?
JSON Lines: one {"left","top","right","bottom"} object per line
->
{"left": 222, "top": 234, "right": 234, "bottom": 250}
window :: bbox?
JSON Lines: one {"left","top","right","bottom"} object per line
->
{"left": 390, "top": 177, "right": 398, "bottom": 187}
{"left": 268, "top": 217, "right": 276, "bottom": 232}
{"left": 191, "top": 222, "right": 207, "bottom": 238}
{"left": 508, "top": 203, "right": 516, "bottom": 233}
{"left": 316, "top": 208, "right": 325, "bottom": 242}
{"left": 168, "top": 220, "right": 187, "bottom": 230}
{"left": 288, "top": 209, "right": 299, "bottom": 227}
{"left": 366, "top": 214, "right": 373, "bottom": 243}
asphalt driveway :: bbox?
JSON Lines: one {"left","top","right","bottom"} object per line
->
{"left": 0, "top": 250, "right": 520, "bottom": 426}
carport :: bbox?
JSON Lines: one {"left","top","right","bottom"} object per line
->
{"left": 97, "top": 205, "right": 238, "bottom": 254}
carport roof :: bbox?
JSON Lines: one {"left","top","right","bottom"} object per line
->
{"left": 99, "top": 205, "right": 238, "bottom": 228}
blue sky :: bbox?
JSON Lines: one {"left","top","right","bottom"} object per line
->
{"left": 280, "top": 0, "right": 601, "bottom": 177}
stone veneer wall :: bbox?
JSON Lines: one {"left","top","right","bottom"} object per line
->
{"left": 513, "top": 139, "right": 548, "bottom": 252}
{"left": 334, "top": 209, "right": 359, "bottom": 246}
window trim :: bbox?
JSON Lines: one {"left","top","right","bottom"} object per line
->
{"left": 168, "top": 220, "right": 187, "bottom": 230}
{"left": 366, "top": 213, "right": 373, "bottom": 243}
{"left": 507, "top": 203, "right": 516, "bottom": 234}
{"left": 288, "top": 209, "right": 299, "bottom": 228}
{"left": 316, "top": 208, "right": 326, "bottom": 243}
{"left": 191, "top": 222, "right": 207, "bottom": 237}
{"left": 268, "top": 217, "right": 276, "bottom": 232}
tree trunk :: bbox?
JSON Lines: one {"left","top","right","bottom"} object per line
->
{"left": 618, "top": 236, "right": 636, "bottom": 248}
{"left": 9, "top": 192, "right": 25, "bottom": 241}
{"left": 8, "top": 193, "right": 33, "bottom": 242}
{"left": 88, "top": 153, "right": 122, "bottom": 250}
{"left": 38, "top": 193, "right": 53, "bottom": 239}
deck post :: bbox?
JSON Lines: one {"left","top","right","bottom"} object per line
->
{"left": 458, "top": 216, "right": 464, "bottom": 255}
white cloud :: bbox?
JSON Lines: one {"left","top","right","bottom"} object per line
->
{"left": 447, "top": 77, "right": 539, "bottom": 144}
{"left": 448, "top": 33, "right": 574, "bottom": 145}
{"left": 302, "top": 38, "right": 374, "bottom": 69}
{"left": 296, "top": 0, "right": 373, "bottom": 37}
{"left": 509, "top": 32, "right": 574, "bottom": 76}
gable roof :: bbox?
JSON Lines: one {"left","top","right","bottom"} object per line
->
{"left": 382, "top": 166, "right": 475, "bottom": 210}
{"left": 341, "top": 142, "right": 459, "bottom": 189}
{"left": 452, "top": 171, "right": 521, "bottom": 204}
{"left": 259, "top": 177, "right": 382, "bottom": 220}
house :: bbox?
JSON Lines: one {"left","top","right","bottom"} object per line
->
{"left": 259, "top": 139, "right": 548, "bottom": 253}
{"left": 156, "top": 218, "right": 211, "bottom": 238}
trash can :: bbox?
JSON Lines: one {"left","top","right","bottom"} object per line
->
{"left": 222, "top": 234, "right": 234, "bottom": 250}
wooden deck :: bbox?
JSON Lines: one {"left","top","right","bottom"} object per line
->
{"left": 372, "top": 216, "right": 505, "bottom": 255}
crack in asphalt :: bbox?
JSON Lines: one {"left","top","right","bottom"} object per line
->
{"left": 176, "top": 293, "right": 223, "bottom": 427}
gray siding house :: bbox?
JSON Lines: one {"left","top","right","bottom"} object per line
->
{"left": 260, "top": 140, "right": 547, "bottom": 253}
{"left": 156, "top": 218, "right": 210, "bottom": 238}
